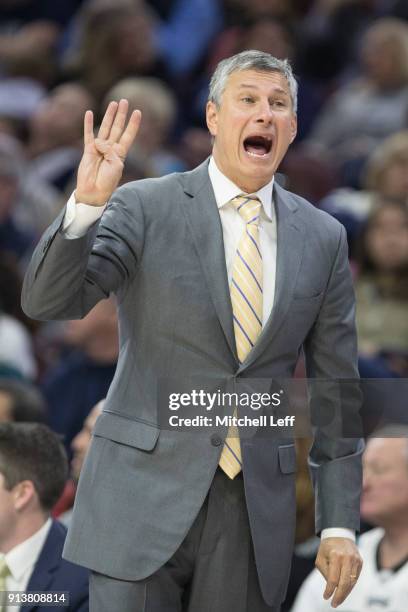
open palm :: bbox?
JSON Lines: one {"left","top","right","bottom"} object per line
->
{"left": 76, "top": 99, "right": 141, "bottom": 206}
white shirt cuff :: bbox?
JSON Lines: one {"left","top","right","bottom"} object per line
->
{"left": 321, "top": 528, "right": 355, "bottom": 542}
{"left": 62, "top": 191, "right": 106, "bottom": 238}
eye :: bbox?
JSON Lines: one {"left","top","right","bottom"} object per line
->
{"left": 371, "top": 465, "right": 388, "bottom": 476}
{"left": 241, "top": 96, "right": 254, "bottom": 104}
{"left": 271, "top": 100, "right": 286, "bottom": 108}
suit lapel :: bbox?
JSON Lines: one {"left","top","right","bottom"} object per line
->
{"left": 180, "top": 163, "right": 305, "bottom": 370}
{"left": 180, "top": 161, "right": 238, "bottom": 362}
{"left": 237, "top": 182, "right": 305, "bottom": 372}
{"left": 23, "top": 521, "right": 62, "bottom": 612}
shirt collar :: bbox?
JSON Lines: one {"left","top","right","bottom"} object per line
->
{"left": 4, "top": 518, "right": 52, "bottom": 582}
{"left": 208, "top": 156, "right": 274, "bottom": 220}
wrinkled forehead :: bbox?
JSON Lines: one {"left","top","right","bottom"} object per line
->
{"left": 224, "top": 68, "right": 291, "bottom": 95}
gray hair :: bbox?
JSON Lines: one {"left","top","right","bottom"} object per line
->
{"left": 208, "top": 50, "right": 298, "bottom": 113}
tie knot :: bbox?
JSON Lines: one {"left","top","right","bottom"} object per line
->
{"left": 232, "top": 196, "right": 261, "bottom": 225}
{"left": 0, "top": 557, "right": 10, "bottom": 579}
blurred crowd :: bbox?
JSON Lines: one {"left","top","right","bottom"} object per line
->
{"left": 1, "top": 0, "right": 408, "bottom": 610}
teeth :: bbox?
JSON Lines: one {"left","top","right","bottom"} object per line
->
{"left": 246, "top": 150, "right": 269, "bottom": 157}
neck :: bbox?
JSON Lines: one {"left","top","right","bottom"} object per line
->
{"left": 0, "top": 512, "right": 48, "bottom": 555}
{"left": 211, "top": 150, "right": 272, "bottom": 193}
{"left": 379, "top": 522, "right": 408, "bottom": 568}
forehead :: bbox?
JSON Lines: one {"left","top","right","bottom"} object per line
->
{"left": 364, "top": 438, "right": 407, "bottom": 464}
{"left": 224, "top": 69, "right": 291, "bottom": 96}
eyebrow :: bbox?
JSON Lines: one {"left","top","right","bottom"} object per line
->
{"left": 237, "top": 84, "right": 290, "bottom": 96}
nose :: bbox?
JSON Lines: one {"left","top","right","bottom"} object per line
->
{"left": 256, "top": 100, "right": 274, "bottom": 124}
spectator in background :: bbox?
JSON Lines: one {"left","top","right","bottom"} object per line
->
{"left": 291, "top": 433, "right": 408, "bottom": 611}
{"left": 0, "top": 247, "right": 37, "bottom": 380}
{"left": 364, "top": 130, "right": 408, "bottom": 204}
{"left": 300, "top": 0, "right": 380, "bottom": 82}
{"left": 208, "top": 17, "right": 296, "bottom": 95}
{"left": 306, "top": 18, "right": 408, "bottom": 187}
{"left": 0, "top": 422, "right": 89, "bottom": 612}
{"left": 0, "top": 144, "right": 34, "bottom": 264}
{"left": 224, "top": 0, "right": 294, "bottom": 22}
{"left": 300, "top": 0, "right": 408, "bottom": 91}
{"left": 354, "top": 200, "right": 408, "bottom": 373}
{"left": 153, "top": 0, "right": 223, "bottom": 78}
{"left": 0, "top": 0, "right": 84, "bottom": 85}
{"left": 27, "top": 83, "right": 95, "bottom": 193}
{"left": 56, "top": 400, "right": 104, "bottom": 527}
{"left": 70, "top": 1, "right": 162, "bottom": 101}
{"left": 175, "top": 126, "right": 212, "bottom": 171}
{"left": 0, "top": 78, "right": 45, "bottom": 143}
{"left": 0, "top": 134, "right": 62, "bottom": 239}
{"left": 319, "top": 130, "right": 408, "bottom": 248}
{"left": 105, "top": 77, "right": 185, "bottom": 176}
{"left": 0, "top": 311, "right": 37, "bottom": 380}
{"left": 42, "top": 298, "right": 118, "bottom": 453}
{"left": 0, "top": 379, "right": 47, "bottom": 423}
{"left": 0, "top": 248, "right": 40, "bottom": 335}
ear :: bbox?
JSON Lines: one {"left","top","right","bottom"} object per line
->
{"left": 13, "top": 480, "right": 36, "bottom": 512}
{"left": 206, "top": 101, "right": 218, "bottom": 137}
{"left": 290, "top": 114, "right": 297, "bottom": 143}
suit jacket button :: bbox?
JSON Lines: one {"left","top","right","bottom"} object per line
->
{"left": 211, "top": 434, "right": 222, "bottom": 447}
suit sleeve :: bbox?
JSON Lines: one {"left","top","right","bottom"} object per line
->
{"left": 303, "top": 224, "right": 363, "bottom": 534}
{"left": 21, "top": 184, "right": 145, "bottom": 321}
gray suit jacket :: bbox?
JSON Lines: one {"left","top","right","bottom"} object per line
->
{"left": 22, "top": 160, "right": 362, "bottom": 607}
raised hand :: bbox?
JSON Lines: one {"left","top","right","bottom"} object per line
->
{"left": 76, "top": 99, "right": 141, "bottom": 206}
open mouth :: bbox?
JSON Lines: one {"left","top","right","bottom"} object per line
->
{"left": 243, "top": 135, "right": 272, "bottom": 157}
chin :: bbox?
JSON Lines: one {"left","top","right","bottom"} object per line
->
{"left": 242, "top": 165, "right": 273, "bottom": 179}
{"left": 361, "top": 508, "right": 380, "bottom": 525}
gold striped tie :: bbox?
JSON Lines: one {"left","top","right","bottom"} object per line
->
{"left": 0, "top": 557, "right": 10, "bottom": 612}
{"left": 219, "top": 195, "right": 263, "bottom": 479}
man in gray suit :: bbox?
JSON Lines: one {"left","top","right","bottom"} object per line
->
{"left": 22, "top": 51, "right": 363, "bottom": 611}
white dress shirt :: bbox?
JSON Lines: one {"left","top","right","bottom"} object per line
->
{"left": 61, "top": 158, "right": 355, "bottom": 542}
{"left": 0, "top": 518, "right": 52, "bottom": 612}
{"left": 208, "top": 156, "right": 276, "bottom": 326}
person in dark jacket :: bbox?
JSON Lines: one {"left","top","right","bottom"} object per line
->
{"left": 0, "top": 422, "right": 89, "bottom": 611}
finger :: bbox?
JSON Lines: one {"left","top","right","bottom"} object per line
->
{"left": 94, "top": 139, "right": 124, "bottom": 164}
{"left": 349, "top": 556, "right": 363, "bottom": 589}
{"left": 118, "top": 109, "right": 142, "bottom": 155}
{"left": 356, "top": 557, "right": 363, "bottom": 580}
{"left": 323, "top": 552, "right": 341, "bottom": 600}
{"left": 315, "top": 552, "right": 328, "bottom": 580}
{"left": 331, "top": 557, "right": 353, "bottom": 608}
{"left": 98, "top": 101, "right": 119, "bottom": 140}
{"left": 109, "top": 98, "right": 129, "bottom": 143}
{"left": 84, "top": 110, "right": 94, "bottom": 147}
